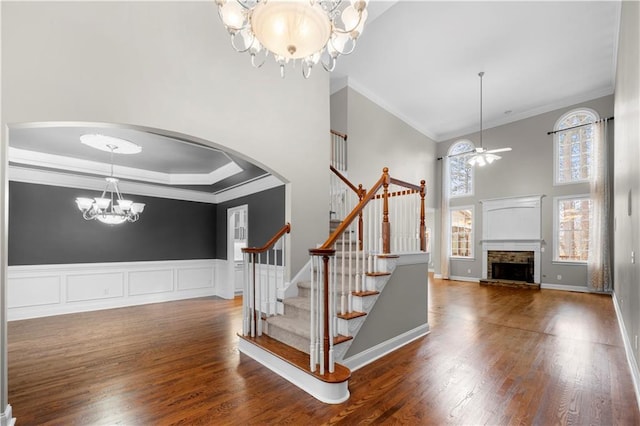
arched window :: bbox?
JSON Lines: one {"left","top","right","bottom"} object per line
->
{"left": 448, "top": 140, "right": 475, "bottom": 197}
{"left": 554, "top": 108, "right": 599, "bottom": 184}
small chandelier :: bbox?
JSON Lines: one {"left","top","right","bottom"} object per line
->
{"left": 216, "top": 0, "right": 369, "bottom": 78}
{"left": 75, "top": 139, "right": 145, "bottom": 225}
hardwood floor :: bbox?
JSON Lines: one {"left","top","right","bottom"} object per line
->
{"left": 8, "top": 277, "right": 639, "bottom": 425}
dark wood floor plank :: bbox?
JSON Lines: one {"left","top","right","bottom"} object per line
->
{"left": 8, "top": 277, "right": 640, "bottom": 425}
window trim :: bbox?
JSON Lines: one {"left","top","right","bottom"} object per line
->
{"left": 553, "top": 194, "right": 591, "bottom": 264}
{"left": 450, "top": 205, "right": 474, "bottom": 259}
{"left": 553, "top": 108, "right": 599, "bottom": 186}
{"left": 447, "top": 140, "right": 475, "bottom": 198}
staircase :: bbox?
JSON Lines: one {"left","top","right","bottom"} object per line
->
{"left": 263, "top": 220, "right": 398, "bottom": 363}
{"left": 238, "top": 143, "right": 428, "bottom": 404}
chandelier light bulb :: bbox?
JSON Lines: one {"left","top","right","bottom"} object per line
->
{"left": 220, "top": 1, "right": 247, "bottom": 31}
{"left": 217, "top": 0, "right": 368, "bottom": 78}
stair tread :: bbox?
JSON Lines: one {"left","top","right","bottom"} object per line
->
{"left": 337, "top": 311, "right": 367, "bottom": 320}
{"left": 366, "top": 271, "right": 391, "bottom": 277}
{"left": 267, "top": 315, "right": 356, "bottom": 345}
{"left": 352, "top": 290, "right": 380, "bottom": 297}
{"left": 267, "top": 315, "right": 311, "bottom": 338}
{"left": 238, "top": 333, "right": 350, "bottom": 383}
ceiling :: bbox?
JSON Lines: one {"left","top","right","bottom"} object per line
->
{"left": 8, "top": 124, "right": 277, "bottom": 203}
{"left": 7, "top": 1, "right": 621, "bottom": 200}
{"left": 332, "top": 1, "right": 621, "bottom": 142}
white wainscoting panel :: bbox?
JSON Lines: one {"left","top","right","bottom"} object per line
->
{"left": 177, "top": 267, "right": 214, "bottom": 291}
{"left": 8, "top": 259, "right": 218, "bottom": 320}
{"left": 67, "top": 272, "right": 124, "bottom": 302}
{"left": 8, "top": 275, "right": 61, "bottom": 308}
{"left": 129, "top": 269, "right": 174, "bottom": 296}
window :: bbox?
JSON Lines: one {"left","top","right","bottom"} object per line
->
{"left": 448, "top": 140, "right": 474, "bottom": 197}
{"left": 554, "top": 195, "right": 592, "bottom": 262}
{"left": 554, "top": 109, "right": 599, "bottom": 185}
{"left": 451, "top": 207, "right": 473, "bottom": 258}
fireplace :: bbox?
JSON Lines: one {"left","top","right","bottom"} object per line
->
{"left": 487, "top": 250, "right": 535, "bottom": 283}
{"left": 492, "top": 262, "right": 533, "bottom": 283}
{"left": 481, "top": 195, "right": 543, "bottom": 284}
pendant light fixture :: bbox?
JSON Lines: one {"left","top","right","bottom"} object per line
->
{"left": 75, "top": 135, "right": 145, "bottom": 225}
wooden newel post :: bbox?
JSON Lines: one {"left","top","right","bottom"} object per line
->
{"left": 251, "top": 252, "right": 258, "bottom": 336}
{"left": 358, "top": 184, "right": 365, "bottom": 251}
{"left": 419, "top": 180, "right": 426, "bottom": 252}
{"left": 321, "top": 254, "right": 331, "bottom": 370}
{"left": 382, "top": 167, "right": 391, "bottom": 254}
{"left": 309, "top": 247, "right": 336, "bottom": 374}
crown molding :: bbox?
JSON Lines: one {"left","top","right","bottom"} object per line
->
{"left": 8, "top": 147, "right": 243, "bottom": 186}
{"left": 8, "top": 166, "right": 283, "bottom": 204}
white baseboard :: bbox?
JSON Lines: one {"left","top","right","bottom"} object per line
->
{"left": 449, "top": 275, "right": 480, "bottom": 283}
{"left": 0, "top": 405, "right": 15, "bottom": 426}
{"left": 612, "top": 292, "right": 640, "bottom": 412}
{"left": 238, "top": 337, "right": 349, "bottom": 404}
{"left": 433, "top": 273, "right": 443, "bottom": 279}
{"left": 8, "top": 259, "right": 219, "bottom": 320}
{"left": 540, "top": 283, "right": 590, "bottom": 293}
{"left": 341, "top": 323, "right": 430, "bottom": 371}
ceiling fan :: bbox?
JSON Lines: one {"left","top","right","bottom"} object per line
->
{"left": 449, "top": 72, "right": 512, "bottom": 166}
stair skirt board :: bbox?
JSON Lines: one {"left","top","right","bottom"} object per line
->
{"left": 238, "top": 338, "right": 350, "bottom": 404}
{"left": 341, "top": 324, "right": 430, "bottom": 372}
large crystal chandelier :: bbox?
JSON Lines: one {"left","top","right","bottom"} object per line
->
{"left": 216, "top": 0, "right": 369, "bottom": 78}
{"left": 75, "top": 137, "right": 145, "bottom": 225}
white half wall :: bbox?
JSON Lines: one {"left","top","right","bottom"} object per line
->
{"left": 7, "top": 259, "right": 225, "bottom": 321}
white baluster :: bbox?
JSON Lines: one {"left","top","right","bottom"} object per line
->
{"left": 309, "top": 256, "right": 316, "bottom": 372}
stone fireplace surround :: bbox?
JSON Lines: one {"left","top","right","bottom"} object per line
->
{"left": 481, "top": 195, "right": 543, "bottom": 284}
{"left": 487, "top": 250, "right": 535, "bottom": 282}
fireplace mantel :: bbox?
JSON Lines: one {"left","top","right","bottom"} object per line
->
{"left": 481, "top": 195, "right": 544, "bottom": 283}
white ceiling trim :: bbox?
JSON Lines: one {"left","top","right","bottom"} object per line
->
{"left": 9, "top": 165, "right": 216, "bottom": 203}
{"left": 346, "top": 77, "right": 439, "bottom": 142}
{"left": 8, "top": 147, "right": 243, "bottom": 186}
{"left": 215, "top": 175, "right": 284, "bottom": 204}
{"left": 9, "top": 165, "right": 283, "bottom": 205}
{"left": 345, "top": 80, "right": 614, "bottom": 144}
{"left": 437, "top": 85, "right": 615, "bottom": 143}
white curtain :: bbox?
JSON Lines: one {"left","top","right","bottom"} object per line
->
{"left": 440, "top": 158, "right": 450, "bottom": 279}
{"left": 588, "top": 120, "right": 612, "bottom": 292}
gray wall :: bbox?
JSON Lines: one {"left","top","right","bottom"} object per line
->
{"left": 9, "top": 182, "right": 217, "bottom": 265}
{"left": 1, "top": 1, "right": 329, "bottom": 277}
{"left": 613, "top": 1, "right": 640, "bottom": 378}
{"left": 330, "top": 87, "right": 349, "bottom": 136}
{"left": 435, "top": 95, "right": 614, "bottom": 288}
{"left": 215, "top": 185, "right": 285, "bottom": 260}
{"left": 344, "top": 262, "right": 428, "bottom": 358}
{"left": 343, "top": 88, "right": 437, "bottom": 210}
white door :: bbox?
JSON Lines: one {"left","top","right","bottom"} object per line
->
{"left": 227, "top": 205, "right": 248, "bottom": 295}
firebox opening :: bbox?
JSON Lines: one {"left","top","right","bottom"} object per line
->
{"left": 492, "top": 262, "right": 533, "bottom": 283}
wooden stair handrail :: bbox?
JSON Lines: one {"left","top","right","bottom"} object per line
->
{"left": 320, "top": 169, "right": 389, "bottom": 250}
{"left": 242, "top": 223, "right": 291, "bottom": 254}
{"left": 330, "top": 165, "right": 360, "bottom": 195}
{"left": 389, "top": 177, "right": 421, "bottom": 192}
{"left": 330, "top": 129, "right": 348, "bottom": 140}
